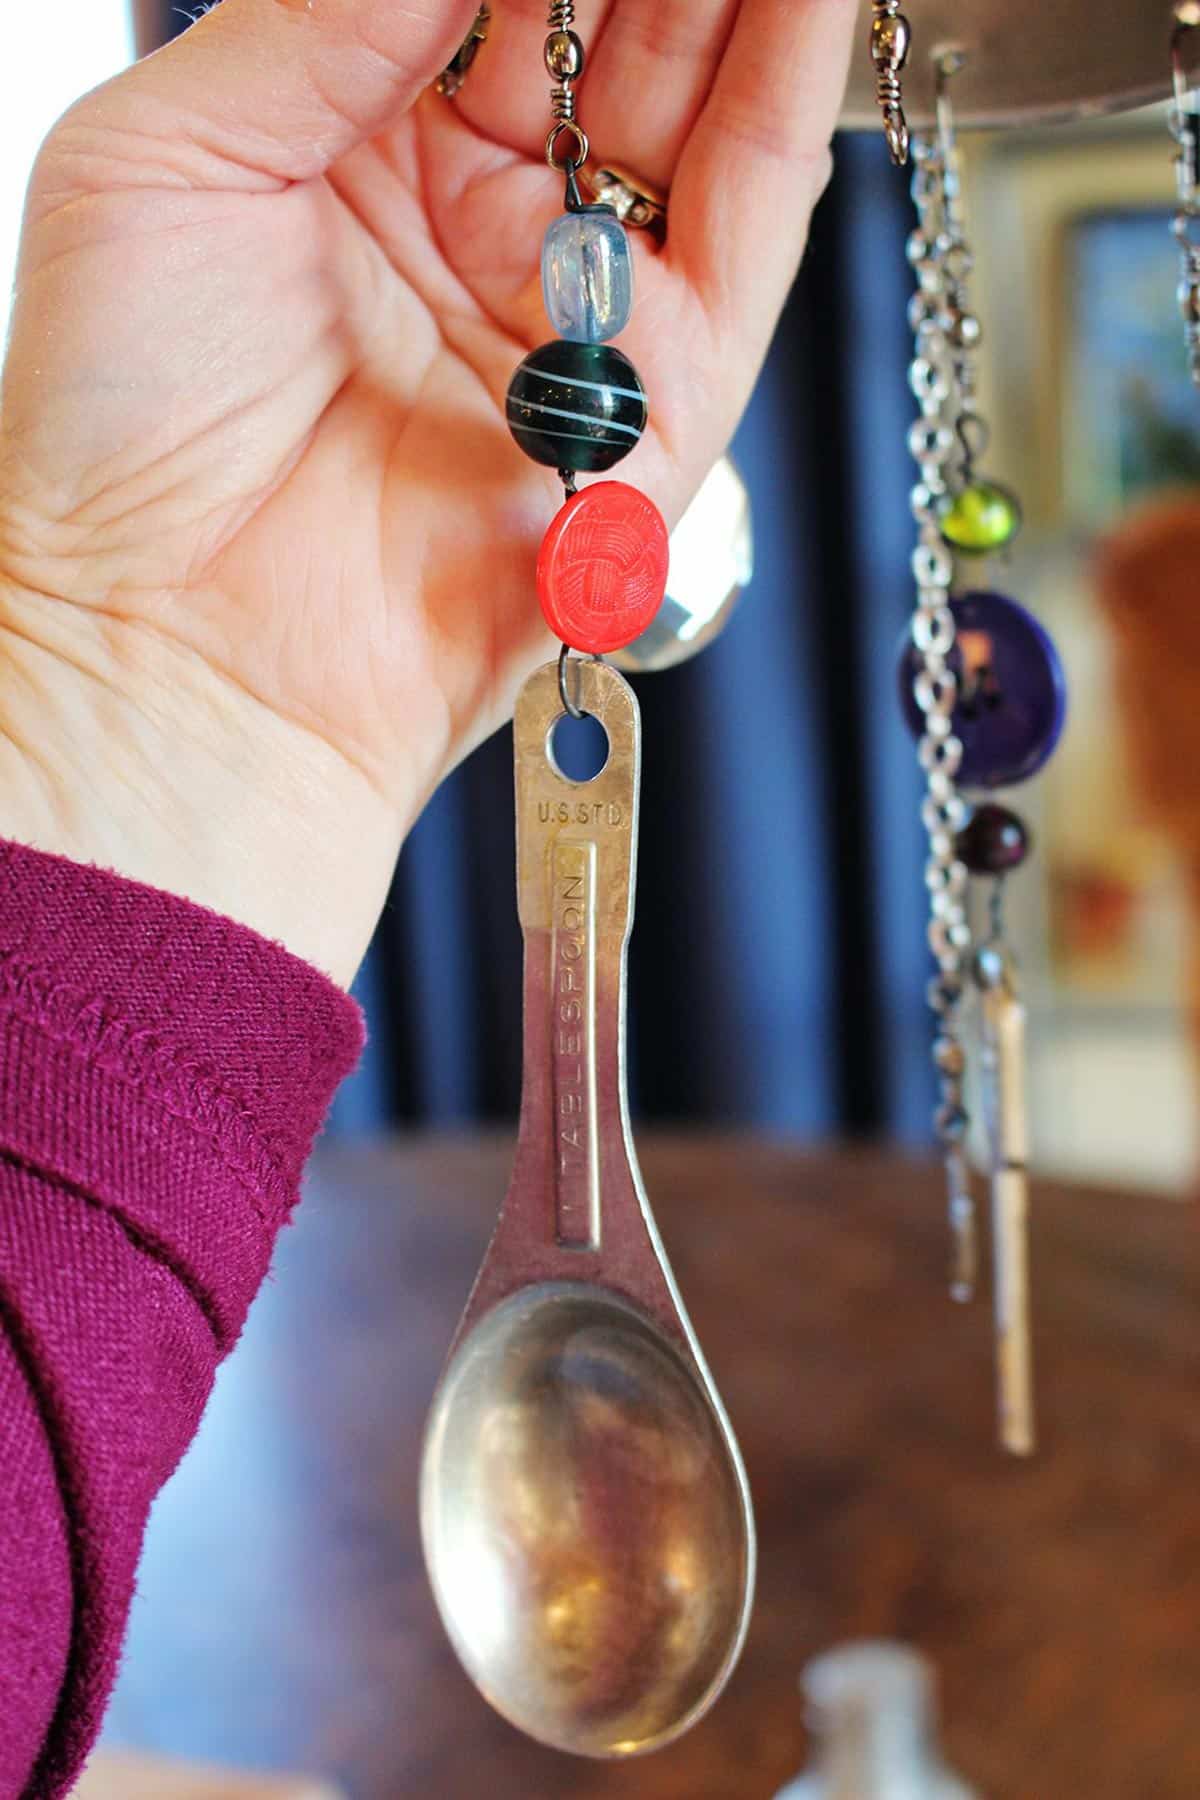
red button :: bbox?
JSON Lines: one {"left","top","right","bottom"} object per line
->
{"left": 537, "top": 482, "right": 670, "bottom": 655}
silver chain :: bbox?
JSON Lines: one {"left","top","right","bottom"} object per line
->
{"left": 933, "top": 65, "right": 988, "bottom": 479}
{"left": 544, "top": 0, "right": 590, "bottom": 172}
{"left": 1171, "top": 7, "right": 1200, "bottom": 385}
{"left": 907, "top": 124, "right": 976, "bottom": 1301}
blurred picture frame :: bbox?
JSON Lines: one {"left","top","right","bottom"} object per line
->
{"left": 954, "top": 118, "right": 1200, "bottom": 1189}
{"left": 971, "top": 114, "right": 1200, "bottom": 532}
{"left": 965, "top": 118, "right": 1196, "bottom": 1010}
{"left": 1064, "top": 206, "right": 1200, "bottom": 522}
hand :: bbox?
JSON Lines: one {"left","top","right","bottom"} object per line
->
{"left": 0, "top": 0, "right": 855, "bottom": 985}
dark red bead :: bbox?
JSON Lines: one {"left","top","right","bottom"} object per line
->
{"left": 956, "top": 804, "right": 1033, "bottom": 876}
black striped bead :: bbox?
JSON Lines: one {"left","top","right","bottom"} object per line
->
{"left": 505, "top": 340, "right": 648, "bottom": 473}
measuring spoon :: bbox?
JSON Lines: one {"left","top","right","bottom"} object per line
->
{"left": 420, "top": 659, "right": 755, "bottom": 1759}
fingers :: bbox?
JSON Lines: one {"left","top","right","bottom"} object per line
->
{"left": 53, "top": 0, "right": 483, "bottom": 189}
{"left": 454, "top": 0, "right": 739, "bottom": 200}
{"left": 581, "top": 0, "right": 741, "bottom": 194}
{"left": 669, "top": 0, "right": 856, "bottom": 349}
{"left": 451, "top": 0, "right": 609, "bottom": 161}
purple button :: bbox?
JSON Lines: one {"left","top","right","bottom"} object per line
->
{"left": 898, "top": 591, "right": 1067, "bottom": 788}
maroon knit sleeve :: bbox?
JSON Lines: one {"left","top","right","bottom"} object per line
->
{"left": 0, "top": 839, "right": 365, "bottom": 1797}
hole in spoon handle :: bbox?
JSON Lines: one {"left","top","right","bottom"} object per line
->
{"left": 513, "top": 661, "right": 641, "bottom": 1254}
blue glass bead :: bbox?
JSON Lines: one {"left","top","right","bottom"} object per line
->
{"left": 897, "top": 590, "right": 1067, "bottom": 787}
{"left": 506, "top": 340, "right": 647, "bottom": 472}
{"left": 543, "top": 207, "right": 633, "bottom": 344}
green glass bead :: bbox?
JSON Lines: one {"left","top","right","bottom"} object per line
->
{"left": 939, "top": 479, "right": 1023, "bottom": 555}
{"left": 506, "top": 340, "right": 647, "bottom": 473}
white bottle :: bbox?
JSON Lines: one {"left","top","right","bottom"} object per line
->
{"left": 775, "top": 1642, "right": 980, "bottom": 1800}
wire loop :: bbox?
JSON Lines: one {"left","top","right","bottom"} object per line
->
{"left": 546, "top": 119, "right": 589, "bottom": 174}
{"left": 558, "top": 644, "right": 586, "bottom": 720}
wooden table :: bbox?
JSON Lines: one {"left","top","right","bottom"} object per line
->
{"left": 102, "top": 1138, "right": 1200, "bottom": 1798}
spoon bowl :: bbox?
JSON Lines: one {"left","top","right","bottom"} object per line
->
{"left": 421, "top": 1282, "right": 751, "bottom": 1758}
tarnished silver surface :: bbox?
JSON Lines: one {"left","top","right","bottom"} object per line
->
{"left": 422, "top": 1285, "right": 751, "bottom": 1758}
{"left": 612, "top": 457, "right": 751, "bottom": 676}
{"left": 420, "top": 661, "right": 755, "bottom": 1759}
{"left": 843, "top": 0, "right": 1199, "bottom": 132}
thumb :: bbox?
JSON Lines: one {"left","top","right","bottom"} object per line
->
{"left": 60, "top": 0, "right": 483, "bottom": 188}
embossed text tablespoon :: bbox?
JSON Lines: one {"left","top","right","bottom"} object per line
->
{"left": 420, "top": 658, "right": 756, "bottom": 1759}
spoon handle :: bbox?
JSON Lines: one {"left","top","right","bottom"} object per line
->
{"left": 511, "top": 659, "right": 639, "bottom": 1256}
{"left": 977, "top": 964, "right": 1036, "bottom": 1457}
{"left": 457, "top": 658, "right": 698, "bottom": 1345}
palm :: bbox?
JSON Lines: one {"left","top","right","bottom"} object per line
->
{"left": 0, "top": 0, "right": 852, "bottom": 977}
{"left": 6, "top": 1, "right": 851, "bottom": 797}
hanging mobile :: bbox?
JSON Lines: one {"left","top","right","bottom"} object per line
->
{"left": 895, "top": 52, "right": 1067, "bottom": 1455}
{"left": 1170, "top": 3, "right": 1200, "bottom": 385}
{"left": 420, "top": 0, "right": 755, "bottom": 1757}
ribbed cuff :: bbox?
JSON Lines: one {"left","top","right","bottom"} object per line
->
{"left": 0, "top": 838, "right": 365, "bottom": 1339}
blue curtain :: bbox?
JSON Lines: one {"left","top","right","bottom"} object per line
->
{"left": 331, "top": 137, "right": 937, "bottom": 1145}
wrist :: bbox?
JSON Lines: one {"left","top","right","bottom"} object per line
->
{"left": 0, "top": 578, "right": 404, "bottom": 987}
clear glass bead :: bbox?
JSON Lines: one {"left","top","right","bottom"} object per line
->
{"left": 542, "top": 208, "right": 633, "bottom": 344}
